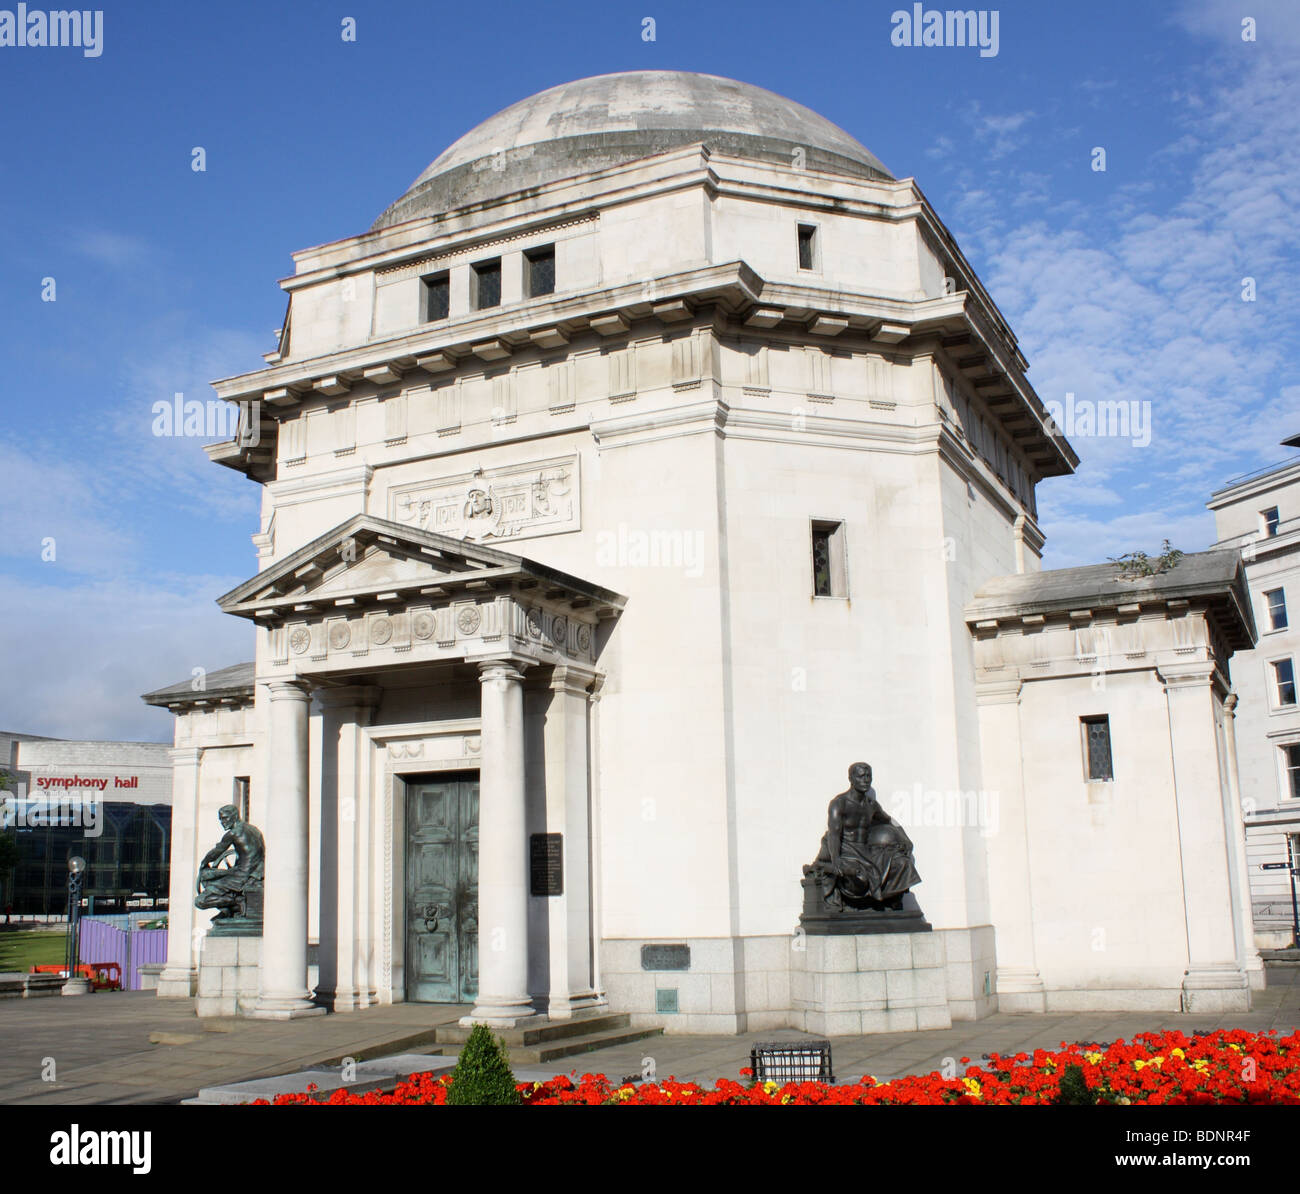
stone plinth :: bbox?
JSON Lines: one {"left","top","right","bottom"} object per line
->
{"left": 196, "top": 934, "right": 262, "bottom": 1018}
{"left": 791, "top": 931, "right": 951, "bottom": 1035}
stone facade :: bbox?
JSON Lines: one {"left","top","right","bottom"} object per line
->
{"left": 1210, "top": 449, "right": 1300, "bottom": 948}
{"left": 142, "top": 71, "right": 1258, "bottom": 1030}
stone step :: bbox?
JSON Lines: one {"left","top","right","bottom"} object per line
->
{"left": 317, "top": 1029, "right": 447, "bottom": 1065}
{"left": 435, "top": 1010, "right": 635, "bottom": 1048}
{"left": 507, "top": 1024, "right": 664, "bottom": 1065}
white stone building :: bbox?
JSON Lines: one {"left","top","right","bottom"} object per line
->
{"left": 1209, "top": 439, "right": 1300, "bottom": 948}
{"left": 143, "top": 71, "right": 1260, "bottom": 1030}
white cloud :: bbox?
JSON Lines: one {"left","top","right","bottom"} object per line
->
{"left": 0, "top": 572, "right": 253, "bottom": 741}
{"left": 941, "top": 18, "right": 1300, "bottom": 566}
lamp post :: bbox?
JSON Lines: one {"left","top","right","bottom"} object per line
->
{"left": 61, "top": 856, "right": 89, "bottom": 996}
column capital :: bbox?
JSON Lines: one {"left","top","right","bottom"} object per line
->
{"left": 168, "top": 745, "right": 204, "bottom": 765}
{"left": 549, "top": 662, "right": 600, "bottom": 696}
{"left": 1224, "top": 690, "right": 1239, "bottom": 716}
{"left": 266, "top": 678, "right": 312, "bottom": 702}
{"left": 474, "top": 656, "right": 532, "bottom": 684}
{"left": 1156, "top": 660, "right": 1217, "bottom": 691}
{"left": 975, "top": 677, "right": 1022, "bottom": 706}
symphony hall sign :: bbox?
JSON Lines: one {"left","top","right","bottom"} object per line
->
{"left": 144, "top": 71, "right": 1260, "bottom": 1031}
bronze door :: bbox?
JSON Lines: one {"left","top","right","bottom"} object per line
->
{"left": 404, "top": 774, "right": 478, "bottom": 1002}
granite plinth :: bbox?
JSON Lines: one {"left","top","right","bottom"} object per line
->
{"left": 196, "top": 932, "right": 262, "bottom": 1018}
{"left": 791, "top": 930, "right": 952, "bottom": 1034}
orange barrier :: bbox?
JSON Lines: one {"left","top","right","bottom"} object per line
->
{"left": 88, "top": 962, "right": 121, "bottom": 991}
{"left": 28, "top": 962, "right": 121, "bottom": 990}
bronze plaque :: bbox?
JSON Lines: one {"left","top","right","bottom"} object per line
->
{"left": 529, "top": 833, "right": 563, "bottom": 897}
{"left": 641, "top": 944, "right": 691, "bottom": 971}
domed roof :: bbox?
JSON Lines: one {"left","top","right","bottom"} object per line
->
{"left": 372, "top": 70, "right": 893, "bottom": 230}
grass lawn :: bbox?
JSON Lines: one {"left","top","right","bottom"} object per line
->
{"left": 0, "top": 929, "right": 67, "bottom": 972}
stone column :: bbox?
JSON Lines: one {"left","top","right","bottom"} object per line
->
{"left": 975, "top": 678, "right": 1046, "bottom": 1011}
{"left": 1223, "top": 692, "right": 1265, "bottom": 989}
{"left": 1161, "top": 662, "right": 1251, "bottom": 1012}
{"left": 544, "top": 665, "right": 603, "bottom": 1017}
{"left": 251, "top": 679, "right": 323, "bottom": 1019}
{"left": 463, "top": 659, "right": 535, "bottom": 1026}
{"left": 316, "top": 685, "right": 381, "bottom": 1012}
{"left": 157, "top": 744, "right": 203, "bottom": 998}
{"left": 587, "top": 673, "right": 608, "bottom": 1008}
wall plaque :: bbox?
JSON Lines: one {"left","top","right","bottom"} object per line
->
{"left": 529, "top": 833, "right": 563, "bottom": 897}
{"left": 641, "top": 944, "right": 691, "bottom": 971}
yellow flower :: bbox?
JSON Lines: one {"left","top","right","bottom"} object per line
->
{"left": 763, "top": 1080, "right": 779, "bottom": 1095}
{"left": 962, "top": 1077, "right": 982, "bottom": 1098}
{"left": 1084, "top": 1051, "right": 1103, "bottom": 1065}
{"left": 1170, "top": 1047, "right": 1185, "bottom": 1060}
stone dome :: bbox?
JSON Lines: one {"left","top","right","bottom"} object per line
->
{"left": 372, "top": 70, "right": 893, "bottom": 230}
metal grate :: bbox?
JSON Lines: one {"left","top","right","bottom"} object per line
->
{"left": 750, "top": 1040, "right": 834, "bottom": 1085}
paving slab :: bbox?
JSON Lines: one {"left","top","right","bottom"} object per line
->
{"left": 2, "top": 976, "right": 1299, "bottom": 1104}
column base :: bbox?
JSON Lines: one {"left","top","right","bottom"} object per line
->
{"left": 320, "top": 988, "right": 364, "bottom": 1013}
{"left": 460, "top": 995, "right": 537, "bottom": 1028}
{"left": 995, "top": 967, "right": 1046, "bottom": 1013}
{"left": 155, "top": 967, "right": 198, "bottom": 998}
{"left": 564, "top": 989, "right": 609, "bottom": 1016}
{"left": 1181, "top": 964, "right": 1251, "bottom": 1013}
{"left": 249, "top": 993, "right": 327, "bottom": 1020}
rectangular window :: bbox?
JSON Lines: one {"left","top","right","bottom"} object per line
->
{"left": 1263, "top": 506, "right": 1281, "bottom": 537}
{"left": 1274, "top": 658, "right": 1297, "bottom": 706}
{"left": 797, "top": 224, "right": 817, "bottom": 271}
{"left": 472, "top": 258, "right": 501, "bottom": 310}
{"left": 1266, "top": 588, "right": 1289, "bottom": 631}
{"left": 1283, "top": 745, "right": 1300, "bottom": 800}
{"left": 811, "top": 520, "right": 846, "bottom": 598}
{"left": 525, "top": 245, "right": 555, "bottom": 297}
{"left": 233, "top": 777, "right": 250, "bottom": 820}
{"left": 421, "top": 271, "right": 450, "bottom": 322}
{"left": 1081, "top": 716, "right": 1113, "bottom": 781}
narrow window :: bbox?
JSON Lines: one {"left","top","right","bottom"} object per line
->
{"left": 1266, "top": 588, "right": 1289, "bottom": 631}
{"left": 422, "top": 271, "right": 450, "bottom": 322}
{"left": 797, "top": 224, "right": 817, "bottom": 271}
{"left": 1274, "top": 659, "right": 1297, "bottom": 706}
{"left": 233, "top": 777, "right": 250, "bottom": 820}
{"left": 811, "top": 520, "right": 846, "bottom": 597}
{"left": 525, "top": 245, "right": 555, "bottom": 297}
{"left": 471, "top": 258, "right": 501, "bottom": 310}
{"left": 1081, "top": 716, "right": 1113, "bottom": 781}
{"left": 1283, "top": 745, "right": 1300, "bottom": 799}
{"left": 1263, "top": 506, "right": 1281, "bottom": 537}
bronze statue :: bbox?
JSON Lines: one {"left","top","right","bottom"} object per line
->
{"left": 801, "top": 763, "right": 930, "bottom": 934}
{"left": 195, "top": 804, "right": 265, "bottom": 928}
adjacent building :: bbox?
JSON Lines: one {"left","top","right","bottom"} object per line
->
{"left": 1209, "top": 436, "right": 1300, "bottom": 948}
{"left": 0, "top": 735, "right": 172, "bottom": 916}
{"left": 143, "top": 71, "right": 1260, "bottom": 1029}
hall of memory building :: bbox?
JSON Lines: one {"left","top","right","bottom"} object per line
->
{"left": 143, "top": 71, "right": 1261, "bottom": 1031}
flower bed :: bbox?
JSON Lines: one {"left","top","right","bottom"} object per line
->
{"left": 253, "top": 1028, "right": 1300, "bottom": 1105}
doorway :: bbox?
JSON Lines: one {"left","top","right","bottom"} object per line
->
{"left": 404, "top": 772, "right": 479, "bottom": 1003}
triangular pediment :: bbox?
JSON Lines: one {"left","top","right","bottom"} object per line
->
{"left": 217, "top": 514, "right": 624, "bottom": 620}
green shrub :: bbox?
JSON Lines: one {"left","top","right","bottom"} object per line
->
{"left": 1053, "top": 1063, "right": 1098, "bottom": 1106}
{"left": 445, "top": 1024, "right": 520, "bottom": 1106}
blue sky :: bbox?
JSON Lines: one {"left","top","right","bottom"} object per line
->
{"left": 1, "top": 0, "right": 1296, "bottom": 740}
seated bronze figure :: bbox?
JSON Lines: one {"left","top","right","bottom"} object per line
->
{"left": 195, "top": 804, "right": 265, "bottom": 928}
{"left": 801, "top": 762, "right": 930, "bottom": 934}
